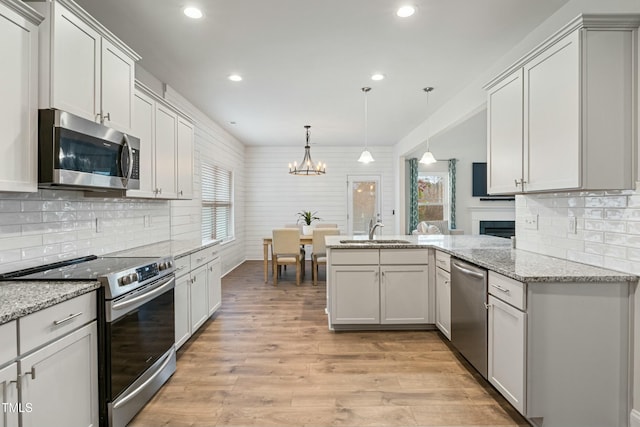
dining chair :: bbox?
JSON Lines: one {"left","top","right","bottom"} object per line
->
{"left": 311, "top": 228, "right": 340, "bottom": 286}
{"left": 272, "top": 228, "right": 304, "bottom": 286}
{"left": 315, "top": 223, "right": 338, "bottom": 228}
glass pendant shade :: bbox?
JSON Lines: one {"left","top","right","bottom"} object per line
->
{"left": 289, "top": 125, "right": 326, "bottom": 176}
{"left": 358, "top": 87, "right": 374, "bottom": 163}
{"left": 419, "top": 151, "right": 437, "bottom": 164}
{"left": 358, "top": 149, "right": 375, "bottom": 164}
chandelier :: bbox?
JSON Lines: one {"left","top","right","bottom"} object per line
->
{"left": 289, "top": 125, "right": 326, "bottom": 175}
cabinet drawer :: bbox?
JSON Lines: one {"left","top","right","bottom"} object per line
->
{"left": 174, "top": 255, "right": 191, "bottom": 277}
{"left": 331, "top": 249, "right": 379, "bottom": 265}
{"left": 435, "top": 250, "right": 451, "bottom": 272}
{"left": 19, "top": 292, "right": 97, "bottom": 355}
{"left": 380, "top": 249, "right": 428, "bottom": 265}
{"left": 488, "top": 271, "right": 525, "bottom": 310}
{"left": 191, "top": 248, "right": 216, "bottom": 269}
{"left": 0, "top": 320, "right": 17, "bottom": 366}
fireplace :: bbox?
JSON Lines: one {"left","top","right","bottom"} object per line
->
{"left": 479, "top": 220, "right": 515, "bottom": 238}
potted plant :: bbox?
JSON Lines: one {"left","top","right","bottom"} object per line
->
{"left": 297, "top": 210, "right": 321, "bottom": 235}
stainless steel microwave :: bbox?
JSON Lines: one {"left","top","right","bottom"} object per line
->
{"left": 38, "top": 109, "right": 140, "bottom": 191}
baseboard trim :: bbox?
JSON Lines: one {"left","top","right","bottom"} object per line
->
{"left": 630, "top": 409, "right": 640, "bottom": 427}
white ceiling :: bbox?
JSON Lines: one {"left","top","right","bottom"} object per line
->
{"left": 74, "top": 0, "right": 569, "bottom": 147}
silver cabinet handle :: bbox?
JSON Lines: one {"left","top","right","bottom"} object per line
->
{"left": 104, "top": 112, "right": 111, "bottom": 122}
{"left": 21, "top": 368, "right": 36, "bottom": 381}
{"left": 491, "top": 284, "right": 511, "bottom": 294}
{"left": 53, "top": 312, "right": 82, "bottom": 325}
{"left": 196, "top": 257, "right": 205, "bottom": 263}
{"left": 179, "top": 190, "right": 183, "bottom": 196}
{"left": 176, "top": 266, "right": 186, "bottom": 271}
{"left": 485, "top": 303, "right": 491, "bottom": 310}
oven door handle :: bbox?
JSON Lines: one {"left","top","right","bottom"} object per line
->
{"left": 113, "top": 349, "right": 174, "bottom": 410}
{"left": 111, "top": 275, "right": 175, "bottom": 313}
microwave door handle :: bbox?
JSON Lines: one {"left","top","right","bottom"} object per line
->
{"left": 121, "top": 134, "right": 134, "bottom": 185}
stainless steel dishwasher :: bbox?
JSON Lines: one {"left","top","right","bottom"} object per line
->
{"left": 450, "top": 258, "right": 488, "bottom": 379}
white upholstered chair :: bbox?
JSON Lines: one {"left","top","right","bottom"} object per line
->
{"left": 272, "top": 228, "right": 304, "bottom": 286}
{"left": 311, "top": 228, "right": 340, "bottom": 286}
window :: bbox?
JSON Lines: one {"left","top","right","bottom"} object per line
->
{"left": 201, "top": 162, "right": 233, "bottom": 241}
{"left": 417, "top": 172, "right": 449, "bottom": 222}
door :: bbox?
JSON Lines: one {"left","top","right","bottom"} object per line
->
{"left": 380, "top": 265, "right": 429, "bottom": 324}
{"left": 347, "top": 175, "right": 381, "bottom": 235}
{"left": 176, "top": 117, "right": 194, "bottom": 199}
{"left": 207, "top": 258, "right": 222, "bottom": 316}
{"left": 20, "top": 322, "right": 98, "bottom": 427}
{"left": 0, "top": 2, "right": 39, "bottom": 192}
{"left": 190, "top": 266, "right": 208, "bottom": 331}
{"left": 154, "top": 103, "right": 178, "bottom": 198}
{"left": 128, "top": 89, "right": 156, "bottom": 198}
{"left": 0, "top": 363, "right": 18, "bottom": 427}
{"left": 175, "top": 274, "right": 191, "bottom": 349}
{"left": 100, "top": 38, "right": 134, "bottom": 133}
{"left": 52, "top": 2, "right": 100, "bottom": 122}
{"left": 487, "top": 69, "right": 523, "bottom": 194}
{"left": 488, "top": 295, "right": 526, "bottom": 414}
{"left": 330, "top": 265, "right": 379, "bottom": 324}
{"left": 524, "top": 29, "right": 580, "bottom": 192}
{"left": 435, "top": 267, "right": 451, "bottom": 340}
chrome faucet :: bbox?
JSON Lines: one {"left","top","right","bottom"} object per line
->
{"left": 368, "top": 218, "right": 384, "bottom": 240}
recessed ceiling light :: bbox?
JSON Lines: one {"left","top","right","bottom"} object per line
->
{"left": 396, "top": 6, "right": 415, "bottom": 17}
{"left": 371, "top": 74, "right": 385, "bottom": 81}
{"left": 228, "top": 74, "right": 243, "bottom": 82}
{"left": 183, "top": 6, "right": 203, "bottom": 19}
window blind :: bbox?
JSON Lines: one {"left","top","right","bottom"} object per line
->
{"left": 201, "top": 162, "right": 233, "bottom": 241}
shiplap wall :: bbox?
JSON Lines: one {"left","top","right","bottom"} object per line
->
{"left": 163, "top": 86, "right": 246, "bottom": 275}
{"left": 244, "top": 145, "right": 397, "bottom": 260}
{"left": 0, "top": 190, "right": 170, "bottom": 273}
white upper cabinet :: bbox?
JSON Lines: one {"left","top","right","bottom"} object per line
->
{"left": 0, "top": 0, "right": 42, "bottom": 192}
{"left": 127, "top": 82, "right": 194, "bottom": 200}
{"left": 485, "top": 14, "right": 640, "bottom": 194}
{"left": 30, "top": 0, "right": 139, "bottom": 133}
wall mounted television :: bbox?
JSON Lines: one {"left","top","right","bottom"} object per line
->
{"left": 472, "top": 162, "right": 515, "bottom": 201}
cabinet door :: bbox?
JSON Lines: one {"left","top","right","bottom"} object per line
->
{"left": 0, "top": 3, "right": 39, "bottom": 192}
{"left": 51, "top": 2, "right": 100, "bottom": 122}
{"left": 524, "top": 29, "right": 580, "bottom": 192}
{"left": 154, "top": 104, "right": 178, "bottom": 198}
{"left": 487, "top": 69, "right": 523, "bottom": 194}
{"left": 128, "top": 89, "right": 156, "bottom": 198}
{"left": 207, "top": 258, "right": 222, "bottom": 316}
{"left": 380, "top": 265, "right": 429, "bottom": 324}
{"left": 0, "top": 363, "right": 18, "bottom": 427}
{"left": 176, "top": 117, "right": 194, "bottom": 199}
{"left": 330, "top": 266, "right": 379, "bottom": 324}
{"left": 190, "top": 266, "right": 208, "bottom": 332}
{"left": 100, "top": 38, "right": 134, "bottom": 133}
{"left": 175, "top": 274, "right": 191, "bottom": 349}
{"left": 435, "top": 267, "right": 451, "bottom": 340}
{"left": 20, "top": 322, "right": 98, "bottom": 427}
{"left": 488, "top": 295, "right": 526, "bottom": 414}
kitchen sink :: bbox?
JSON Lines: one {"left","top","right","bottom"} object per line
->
{"left": 339, "top": 239, "right": 411, "bottom": 244}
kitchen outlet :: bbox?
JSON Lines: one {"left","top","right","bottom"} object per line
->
{"left": 568, "top": 216, "right": 577, "bottom": 234}
{"left": 524, "top": 214, "right": 538, "bottom": 230}
{"left": 96, "top": 218, "right": 103, "bottom": 233}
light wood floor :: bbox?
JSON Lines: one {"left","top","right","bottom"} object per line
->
{"left": 130, "top": 260, "right": 528, "bottom": 427}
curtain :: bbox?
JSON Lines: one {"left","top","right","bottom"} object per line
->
{"left": 448, "top": 159, "right": 457, "bottom": 229}
{"left": 408, "top": 158, "right": 419, "bottom": 233}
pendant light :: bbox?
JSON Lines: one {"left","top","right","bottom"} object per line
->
{"left": 289, "top": 125, "right": 326, "bottom": 175}
{"left": 357, "top": 87, "right": 375, "bottom": 163}
{"left": 419, "top": 87, "right": 437, "bottom": 165}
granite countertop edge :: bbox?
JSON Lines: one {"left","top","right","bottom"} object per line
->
{"left": 326, "top": 235, "right": 637, "bottom": 283}
{"left": 0, "top": 281, "right": 100, "bottom": 325}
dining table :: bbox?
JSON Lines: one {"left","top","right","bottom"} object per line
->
{"left": 263, "top": 234, "right": 313, "bottom": 282}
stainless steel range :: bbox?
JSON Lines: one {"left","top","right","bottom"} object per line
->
{"left": 1, "top": 255, "right": 177, "bottom": 427}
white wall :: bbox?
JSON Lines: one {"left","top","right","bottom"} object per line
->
{"left": 0, "top": 190, "right": 170, "bottom": 274}
{"left": 244, "top": 145, "right": 396, "bottom": 260}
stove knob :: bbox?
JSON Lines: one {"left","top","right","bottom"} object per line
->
{"left": 167, "top": 260, "right": 174, "bottom": 269}
{"left": 130, "top": 272, "right": 139, "bottom": 283}
{"left": 158, "top": 262, "right": 166, "bottom": 271}
{"left": 121, "top": 275, "right": 133, "bottom": 286}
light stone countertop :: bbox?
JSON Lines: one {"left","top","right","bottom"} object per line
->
{"left": 107, "top": 238, "right": 222, "bottom": 259}
{"left": 0, "top": 281, "right": 100, "bottom": 325}
{"left": 326, "top": 234, "right": 637, "bottom": 283}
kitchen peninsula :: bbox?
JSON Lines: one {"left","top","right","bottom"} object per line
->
{"left": 325, "top": 234, "right": 635, "bottom": 427}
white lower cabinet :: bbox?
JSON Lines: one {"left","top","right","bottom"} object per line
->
{"left": 328, "top": 248, "right": 429, "bottom": 327}
{"left": 20, "top": 322, "right": 98, "bottom": 427}
{"left": 190, "top": 265, "right": 208, "bottom": 332}
{"left": 174, "top": 273, "right": 191, "bottom": 349}
{"left": 0, "top": 363, "right": 18, "bottom": 427}
{"left": 207, "top": 257, "right": 222, "bottom": 316}
{"left": 435, "top": 266, "right": 451, "bottom": 340}
{"left": 380, "top": 265, "right": 429, "bottom": 324}
{"left": 488, "top": 295, "right": 526, "bottom": 414}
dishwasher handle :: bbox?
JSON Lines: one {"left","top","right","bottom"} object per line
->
{"left": 451, "top": 259, "right": 485, "bottom": 280}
